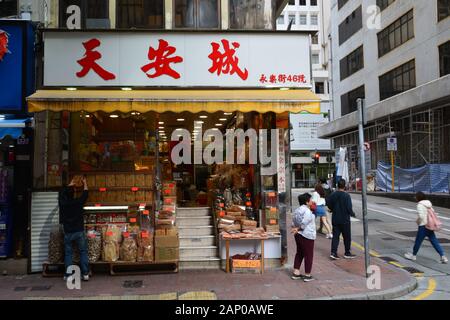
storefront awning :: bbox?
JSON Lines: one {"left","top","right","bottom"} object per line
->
{"left": 27, "top": 89, "right": 321, "bottom": 114}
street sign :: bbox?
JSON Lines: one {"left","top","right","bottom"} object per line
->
{"left": 387, "top": 137, "right": 397, "bottom": 151}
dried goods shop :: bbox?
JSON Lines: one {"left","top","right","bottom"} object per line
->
{"left": 26, "top": 29, "right": 321, "bottom": 275}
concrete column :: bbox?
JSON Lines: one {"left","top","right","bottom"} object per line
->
{"left": 165, "top": 0, "right": 173, "bottom": 29}
{"left": 221, "top": 0, "right": 229, "bottom": 30}
{"left": 109, "top": 0, "right": 116, "bottom": 28}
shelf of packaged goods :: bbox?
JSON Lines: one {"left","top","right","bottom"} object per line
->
{"left": 85, "top": 203, "right": 153, "bottom": 208}
{"left": 85, "top": 223, "right": 129, "bottom": 227}
{"left": 70, "top": 171, "right": 155, "bottom": 175}
{"left": 92, "top": 187, "right": 155, "bottom": 191}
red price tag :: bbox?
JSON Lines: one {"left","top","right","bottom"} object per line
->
{"left": 270, "top": 219, "right": 277, "bottom": 225}
{"left": 123, "top": 232, "right": 130, "bottom": 238}
{"left": 141, "top": 232, "right": 149, "bottom": 238}
{"left": 270, "top": 207, "right": 277, "bottom": 212}
{"left": 164, "top": 190, "right": 170, "bottom": 195}
{"left": 219, "top": 211, "right": 225, "bottom": 217}
{"left": 169, "top": 183, "right": 174, "bottom": 188}
{"left": 268, "top": 192, "right": 276, "bottom": 197}
{"left": 143, "top": 210, "right": 150, "bottom": 215}
{"left": 106, "top": 231, "right": 113, "bottom": 236}
{"left": 88, "top": 233, "right": 96, "bottom": 239}
{"left": 165, "top": 198, "right": 173, "bottom": 204}
{"left": 130, "top": 218, "right": 137, "bottom": 223}
{"left": 95, "top": 204, "right": 102, "bottom": 207}
{"left": 99, "top": 188, "right": 107, "bottom": 192}
{"left": 139, "top": 203, "right": 146, "bottom": 207}
{"left": 219, "top": 203, "right": 224, "bottom": 208}
{"left": 131, "top": 187, "right": 139, "bottom": 192}
{"left": 246, "top": 202, "right": 252, "bottom": 206}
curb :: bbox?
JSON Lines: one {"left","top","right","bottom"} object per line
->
{"left": 311, "top": 268, "right": 418, "bottom": 300}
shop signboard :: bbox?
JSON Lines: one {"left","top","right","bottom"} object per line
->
{"left": 290, "top": 113, "right": 331, "bottom": 150}
{"left": 0, "top": 20, "right": 35, "bottom": 113}
{"left": 277, "top": 129, "right": 286, "bottom": 193}
{"left": 43, "top": 31, "right": 312, "bottom": 88}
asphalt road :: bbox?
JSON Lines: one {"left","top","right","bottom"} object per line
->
{"left": 348, "top": 194, "right": 450, "bottom": 300}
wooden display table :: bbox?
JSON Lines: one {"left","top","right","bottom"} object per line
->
{"left": 224, "top": 238, "right": 265, "bottom": 274}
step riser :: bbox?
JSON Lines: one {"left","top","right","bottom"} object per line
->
{"left": 177, "top": 209, "right": 210, "bottom": 217}
{"left": 180, "top": 248, "right": 218, "bottom": 258}
{"left": 180, "top": 237, "right": 216, "bottom": 247}
{"left": 179, "top": 261, "right": 221, "bottom": 270}
{"left": 179, "top": 228, "right": 214, "bottom": 236}
{"left": 177, "top": 218, "right": 212, "bottom": 226}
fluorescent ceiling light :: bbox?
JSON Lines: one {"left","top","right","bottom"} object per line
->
{"left": 219, "top": 118, "right": 227, "bottom": 121}
{"left": 66, "top": 87, "right": 77, "bottom": 91}
{"left": 158, "top": 122, "right": 164, "bottom": 125}
{"left": 195, "top": 121, "right": 204, "bottom": 124}
{"left": 199, "top": 115, "right": 208, "bottom": 119}
{"left": 110, "top": 115, "right": 119, "bottom": 118}
{"left": 215, "top": 123, "right": 223, "bottom": 126}
{"left": 224, "top": 112, "right": 232, "bottom": 115}
{"left": 121, "top": 87, "right": 132, "bottom": 91}
{"left": 177, "top": 118, "right": 185, "bottom": 122}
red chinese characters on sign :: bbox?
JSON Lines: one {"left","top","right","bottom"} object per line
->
{"left": 0, "top": 30, "right": 11, "bottom": 62}
{"left": 76, "top": 38, "right": 116, "bottom": 81}
{"left": 259, "top": 73, "right": 307, "bottom": 85}
{"left": 208, "top": 39, "right": 248, "bottom": 80}
{"left": 141, "top": 39, "right": 183, "bottom": 79}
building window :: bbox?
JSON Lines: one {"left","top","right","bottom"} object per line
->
{"left": 340, "top": 45, "right": 364, "bottom": 80}
{"left": 59, "top": 0, "right": 109, "bottom": 29}
{"left": 312, "top": 34, "right": 319, "bottom": 44}
{"left": 117, "top": 0, "right": 164, "bottom": 29}
{"left": 439, "top": 41, "right": 450, "bottom": 77}
{"left": 341, "top": 85, "right": 365, "bottom": 116}
{"left": 438, "top": 0, "right": 450, "bottom": 21}
{"left": 299, "top": 14, "right": 306, "bottom": 25}
{"left": 315, "top": 82, "right": 325, "bottom": 94}
{"left": 289, "top": 0, "right": 296, "bottom": 5}
{"left": 311, "top": 15, "right": 318, "bottom": 25}
{"left": 312, "top": 54, "right": 319, "bottom": 65}
{"left": 0, "top": 0, "right": 17, "bottom": 17}
{"left": 379, "top": 60, "right": 416, "bottom": 101}
{"left": 377, "top": 9, "right": 414, "bottom": 58}
{"left": 339, "top": 6, "right": 363, "bottom": 46}
{"left": 310, "top": 0, "right": 317, "bottom": 6}
{"left": 338, "top": 0, "right": 349, "bottom": 10}
{"left": 376, "top": 0, "right": 395, "bottom": 12}
{"left": 175, "top": 0, "right": 219, "bottom": 29}
{"left": 229, "top": 0, "right": 273, "bottom": 30}
{"left": 299, "top": 0, "right": 306, "bottom": 5}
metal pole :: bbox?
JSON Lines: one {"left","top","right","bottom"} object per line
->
{"left": 391, "top": 151, "right": 395, "bottom": 192}
{"left": 357, "top": 99, "right": 370, "bottom": 278}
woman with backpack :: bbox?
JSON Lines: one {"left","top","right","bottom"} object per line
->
{"left": 405, "top": 192, "right": 448, "bottom": 264}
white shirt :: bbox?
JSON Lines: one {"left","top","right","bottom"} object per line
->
{"left": 311, "top": 191, "right": 326, "bottom": 206}
{"left": 292, "top": 205, "right": 317, "bottom": 240}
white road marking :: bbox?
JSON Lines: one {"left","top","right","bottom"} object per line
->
{"left": 367, "top": 207, "right": 412, "bottom": 221}
{"left": 350, "top": 217, "right": 360, "bottom": 222}
{"left": 443, "top": 228, "right": 450, "bottom": 232}
{"left": 438, "top": 216, "right": 450, "bottom": 221}
{"left": 400, "top": 207, "right": 417, "bottom": 213}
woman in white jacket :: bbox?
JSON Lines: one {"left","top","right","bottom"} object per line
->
{"left": 405, "top": 192, "right": 448, "bottom": 263}
{"left": 291, "top": 193, "right": 316, "bottom": 282}
{"left": 311, "top": 184, "right": 333, "bottom": 239}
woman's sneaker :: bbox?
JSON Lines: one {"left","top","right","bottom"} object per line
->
{"left": 291, "top": 274, "right": 305, "bottom": 280}
{"left": 330, "top": 253, "right": 340, "bottom": 260}
{"left": 441, "top": 256, "right": 448, "bottom": 264}
{"left": 344, "top": 253, "right": 357, "bottom": 259}
{"left": 326, "top": 234, "right": 333, "bottom": 239}
{"left": 303, "top": 275, "right": 315, "bottom": 282}
{"left": 404, "top": 253, "right": 417, "bottom": 261}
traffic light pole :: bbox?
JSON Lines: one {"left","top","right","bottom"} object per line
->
{"left": 357, "top": 99, "right": 370, "bottom": 278}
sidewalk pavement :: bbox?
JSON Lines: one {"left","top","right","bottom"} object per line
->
{"left": 0, "top": 233, "right": 416, "bottom": 300}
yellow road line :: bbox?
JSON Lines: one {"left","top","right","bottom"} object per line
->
{"left": 351, "top": 241, "right": 382, "bottom": 257}
{"left": 411, "top": 278, "right": 437, "bottom": 300}
{"left": 389, "top": 261, "right": 404, "bottom": 268}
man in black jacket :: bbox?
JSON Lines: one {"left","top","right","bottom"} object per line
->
{"left": 59, "top": 176, "right": 89, "bottom": 281}
{"left": 326, "top": 179, "right": 356, "bottom": 260}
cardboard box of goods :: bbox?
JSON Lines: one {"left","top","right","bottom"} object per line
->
{"left": 155, "top": 234, "right": 179, "bottom": 248}
{"left": 227, "top": 211, "right": 243, "bottom": 217}
{"left": 144, "top": 174, "right": 153, "bottom": 187}
{"left": 115, "top": 174, "right": 126, "bottom": 187}
{"left": 242, "top": 220, "right": 258, "bottom": 227}
{"left": 223, "top": 215, "right": 236, "bottom": 221}
{"left": 105, "top": 175, "right": 115, "bottom": 187}
{"left": 162, "top": 204, "right": 176, "bottom": 213}
{"left": 125, "top": 174, "right": 135, "bottom": 187}
{"left": 155, "top": 247, "right": 179, "bottom": 262}
{"left": 155, "top": 229, "right": 166, "bottom": 236}
{"left": 134, "top": 174, "right": 145, "bottom": 187}
{"left": 165, "top": 227, "right": 179, "bottom": 236}
{"left": 163, "top": 196, "right": 177, "bottom": 206}
{"left": 95, "top": 175, "right": 106, "bottom": 187}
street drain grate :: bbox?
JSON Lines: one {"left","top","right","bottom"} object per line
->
{"left": 438, "top": 238, "right": 450, "bottom": 244}
{"left": 382, "top": 237, "right": 395, "bottom": 241}
{"left": 379, "top": 256, "right": 398, "bottom": 263}
{"left": 123, "top": 280, "right": 143, "bottom": 289}
{"left": 402, "top": 267, "right": 424, "bottom": 274}
{"left": 396, "top": 231, "right": 417, "bottom": 237}
{"left": 14, "top": 287, "right": 28, "bottom": 292}
{"left": 30, "top": 286, "right": 51, "bottom": 291}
